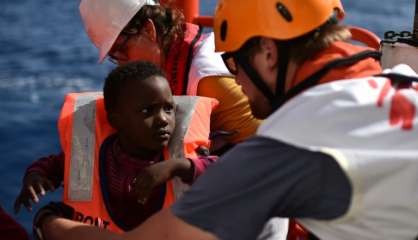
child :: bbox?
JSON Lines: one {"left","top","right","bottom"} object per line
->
{"left": 14, "top": 61, "right": 217, "bottom": 232}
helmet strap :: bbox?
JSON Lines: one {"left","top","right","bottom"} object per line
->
{"left": 235, "top": 55, "right": 276, "bottom": 104}
{"left": 234, "top": 42, "right": 291, "bottom": 111}
{"left": 271, "top": 42, "right": 290, "bottom": 110}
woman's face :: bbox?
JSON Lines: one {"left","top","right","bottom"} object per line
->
{"left": 109, "top": 23, "right": 162, "bottom": 66}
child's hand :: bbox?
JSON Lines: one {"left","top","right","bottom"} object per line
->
{"left": 133, "top": 159, "right": 192, "bottom": 204}
{"left": 14, "top": 172, "right": 55, "bottom": 214}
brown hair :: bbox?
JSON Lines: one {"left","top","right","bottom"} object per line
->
{"left": 241, "top": 22, "right": 351, "bottom": 65}
{"left": 125, "top": 4, "right": 185, "bottom": 57}
{"left": 288, "top": 24, "right": 351, "bottom": 64}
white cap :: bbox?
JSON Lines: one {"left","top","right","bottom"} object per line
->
{"left": 79, "top": 0, "right": 158, "bottom": 63}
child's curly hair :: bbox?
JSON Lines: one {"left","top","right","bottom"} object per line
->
{"left": 104, "top": 61, "right": 166, "bottom": 112}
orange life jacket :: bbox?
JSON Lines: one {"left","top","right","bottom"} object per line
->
{"left": 164, "top": 23, "right": 203, "bottom": 95}
{"left": 59, "top": 92, "right": 217, "bottom": 233}
{"left": 290, "top": 41, "right": 382, "bottom": 91}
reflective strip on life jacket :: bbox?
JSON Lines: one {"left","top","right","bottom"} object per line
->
{"left": 68, "top": 93, "right": 101, "bottom": 201}
{"left": 162, "top": 96, "right": 217, "bottom": 207}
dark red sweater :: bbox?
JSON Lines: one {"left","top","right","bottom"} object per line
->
{"left": 26, "top": 138, "right": 216, "bottom": 230}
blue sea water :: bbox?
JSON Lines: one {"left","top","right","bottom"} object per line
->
{"left": 0, "top": 0, "right": 415, "bottom": 235}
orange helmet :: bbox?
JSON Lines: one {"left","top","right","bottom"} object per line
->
{"left": 214, "top": 0, "right": 345, "bottom": 52}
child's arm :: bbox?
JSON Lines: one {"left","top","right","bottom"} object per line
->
{"left": 132, "top": 155, "right": 217, "bottom": 204}
{"left": 185, "top": 155, "right": 218, "bottom": 183}
{"left": 132, "top": 159, "right": 193, "bottom": 204}
{"left": 14, "top": 152, "right": 65, "bottom": 214}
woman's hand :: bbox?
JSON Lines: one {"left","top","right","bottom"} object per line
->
{"left": 14, "top": 172, "right": 55, "bottom": 214}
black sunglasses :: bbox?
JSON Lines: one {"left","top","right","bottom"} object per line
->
{"left": 108, "top": 27, "right": 140, "bottom": 64}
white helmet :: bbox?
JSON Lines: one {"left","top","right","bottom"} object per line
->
{"left": 79, "top": 0, "right": 158, "bottom": 63}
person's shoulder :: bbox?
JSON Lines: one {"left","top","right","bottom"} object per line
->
{"left": 328, "top": 41, "right": 374, "bottom": 57}
{"left": 256, "top": 77, "right": 370, "bottom": 148}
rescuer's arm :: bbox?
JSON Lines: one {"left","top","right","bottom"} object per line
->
{"left": 171, "top": 137, "right": 352, "bottom": 239}
{"left": 39, "top": 207, "right": 216, "bottom": 240}
{"left": 41, "top": 216, "right": 122, "bottom": 240}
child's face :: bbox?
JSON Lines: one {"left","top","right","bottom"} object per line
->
{"left": 112, "top": 75, "right": 176, "bottom": 156}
